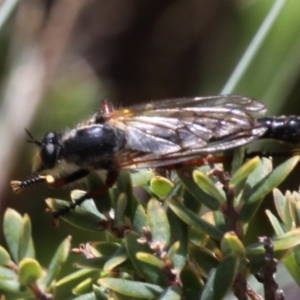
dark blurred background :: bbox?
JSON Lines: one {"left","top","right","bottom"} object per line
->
{"left": 1, "top": 0, "right": 300, "bottom": 297}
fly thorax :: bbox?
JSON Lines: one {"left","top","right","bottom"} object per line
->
{"left": 61, "top": 124, "right": 126, "bottom": 167}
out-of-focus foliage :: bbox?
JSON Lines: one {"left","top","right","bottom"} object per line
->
{"left": 1, "top": 0, "right": 300, "bottom": 299}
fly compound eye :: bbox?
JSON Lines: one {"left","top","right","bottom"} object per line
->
{"left": 40, "top": 132, "right": 61, "bottom": 169}
{"left": 42, "top": 131, "right": 59, "bottom": 143}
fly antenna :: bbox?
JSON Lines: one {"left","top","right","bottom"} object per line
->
{"left": 25, "top": 128, "right": 42, "bottom": 146}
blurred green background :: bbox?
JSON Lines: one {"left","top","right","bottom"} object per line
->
{"left": 1, "top": 0, "right": 300, "bottom": 297}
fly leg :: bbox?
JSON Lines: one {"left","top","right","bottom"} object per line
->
{"left": 11, "top": 168, "right": 119, "bottom": 221}
{"left": 11, "top": 169, "right": 90, "bottom": 193}
{"left": 50, "top": 170, "right": 119, "bottom": 220}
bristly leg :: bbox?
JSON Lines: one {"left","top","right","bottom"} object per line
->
{"left": 49, "top": 170, "right": 119, "bottom": 222}
{"left": 11, "top": 175, "right": 48, "bottom": 193}
{"left": 11, "top": 169, "right": 90, "bottom": 193}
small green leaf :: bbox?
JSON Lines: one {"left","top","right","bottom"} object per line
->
{"left": 213, "top": 256, "right": 240, "bottom": 300}
{"left": 182, "top": 185, "right": 202, "bottom": 214}
{"left": 176, "top": 169, "right": 220, "bottom": 210}
{"left": 286, "top": 192, "right": 300, "bottom": 228}
{"left": 93, "top": 284, "right": 110, "bottom": 300}
{"left": 180, "top": 268, "right": 203, "bottom": 299}
{"left": 229, "top": 156, "right": 260, "bottom": 186}
{"left": 131, "top": 170, "right": 154, "bottom": 186}
{"left": 0, "top": 265, "right": 18, "bottom": 280}
{"left": 282, "top": 245, "right": 300, "bottom": 286}
{"left": 242, "top": 157, "right": 272, "bottom": 199}
{"left": 0, "top": 246, "right": 11, "bottom": 266}
{"left": 265, "top": 210, "right": 285, "bottom": 236}
{"left": 125, "top": 232, "right": 166, "bottom": 286}
{"left": 193, "top": 170, "right": 226, "bottom": 204}
{"left": 3, "top": 208, "right": 23, "bottom": 263}
{"left": 44, "top": 235, "right": 71, "bottom": 287}
{"left": 55, "top": 269, "right": 100, "bottom": 299}
{"left": 243, "top": 156, "right": 299, "bottom": 205}
{"left": 72, "top": 277, "right": 93, "bottom": 295}
{"left": 273, "top": 188, "right": 287, "bottom": 222}
{"left": 98, "top": 278, "right": 163, "bottom": 298}
{"left": 75, "top": 256, "right": 113, "bottom": 270}
{"left": 200, "top": 256, "right": 240, "bottom": 300}
{"left": 189, "top": 244, "right": 219, "bottom": 276}
{"left": 89, "top": 242, "right": 119, "bottom": 256}
{"left": 19, "top": 258, "right": 42, "bottom": 285}
{"left": 72, "top": 291, "right": 97, "bottom": 300}
{"left": 147, "top": 198, "right": 171, "bottom": 245}
{"left": 132, "top": 204, "right": 148, "bottom": 235}
{"left": 19, "top": 214, "right": 35, "bottom": 260}
{"left": 56, "top": 269, "right": 97, "bottom": 287}
{"left": 283, "top": 192, "right": 294, "bottom": 230}
{"left": 136, "top": 252, "right": 165, "bottom": 268}
{"left": 167, "top": 241, "right": 180, "bottom": 260}
{"left": 167, "top": 209, "right": 188, "bottom": 271}
{"left": 241, "top": 156, "right": 299, "bottom": 222}
{"left": 159, "top": 286, "right": 182, "bottom": 299}
{"left": 103, "top": 245, "right": 128, "bottom": 271}
{"left": 246, "top": 228, "right": 300, "bottom": 256}
{"left": 150, "top": 176, "right": 174, "bottom": 198}
{"left": 221, "top": 232, "right": 245, "bottom": 259}
{"left": 166, "top": 197, "right": 224, "bottom": 241}
{"left": 116, "top": 170, "right": 135, "bottom": 219}
{"left": 114, "top": 192, "right": 127, "bottom": 227}
{"left": 0, "top": 279, "right": 23, "bottom": 292}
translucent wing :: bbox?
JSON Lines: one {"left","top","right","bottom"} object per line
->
{"left": 119, "top": 95, "right": 266, "bottom": 113}
{"left": 105, "top": 95, "right": 267, "bottom": 169}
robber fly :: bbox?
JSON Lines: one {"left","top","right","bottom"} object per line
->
{"left": 11, "top": 95, "right": 269, "bottom": 219}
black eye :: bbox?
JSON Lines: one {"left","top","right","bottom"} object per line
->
{"left": 42, "top": 131, "right": 59, "bottom": 144}
{"left": 40, "top": 132, "right": 61, "bottom": 169}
